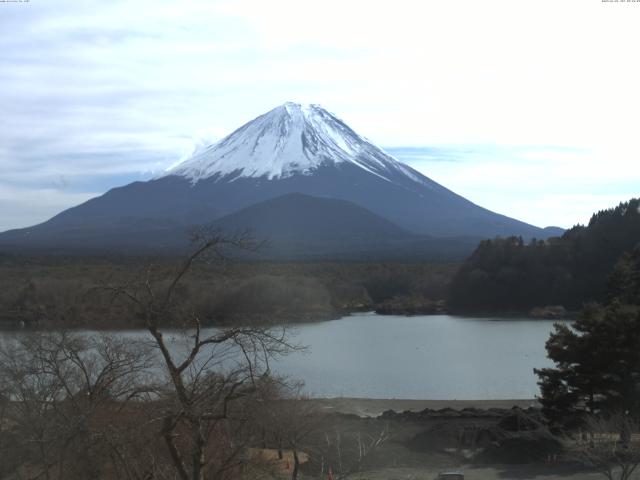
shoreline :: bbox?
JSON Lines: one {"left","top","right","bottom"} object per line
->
{"left": 305, "top": 397, "right": 540, "bottom": 417}
{"left": 0, "top": 310, "right": 569, "bottom": 332}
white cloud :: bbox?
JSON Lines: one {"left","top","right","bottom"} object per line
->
{"left": 1, "top": 0, "right": 639, "bottom": 231}
{"left": 399, "top": 145, "right": 640, "bottom": 228}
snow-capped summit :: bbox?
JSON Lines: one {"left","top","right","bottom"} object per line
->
{"left": 0, "top": 102, "right": 559, "bottom": 256}
{"left": 166, "top": 102, "right": 422, "bottom": 184}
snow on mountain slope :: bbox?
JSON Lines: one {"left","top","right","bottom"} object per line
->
{"left": 0, "top": 101, "right": 558, "bottom": 254}
{"left": 166, "top": 102, "right": 426, "bottom": 185}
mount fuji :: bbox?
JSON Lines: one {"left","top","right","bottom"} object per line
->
{"left": 0, "top": 102, "right": 561, "bottom": 258}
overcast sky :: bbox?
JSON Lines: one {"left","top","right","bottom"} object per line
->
{"left": 1, "top": 0, "right": 639, "bottom": 231}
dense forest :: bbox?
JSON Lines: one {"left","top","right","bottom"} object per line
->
{"left": 0, "top": 257, "right": 457, "bottom": 329}
{"left": 534, "top": 226, "right": 640, "bottom": 429}
{"left": 449, "top": 198, "right": 640, "bottom": 312}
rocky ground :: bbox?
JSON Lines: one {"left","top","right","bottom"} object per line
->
{"left": 290, "top": 398, "right": 601, "bottom": 480}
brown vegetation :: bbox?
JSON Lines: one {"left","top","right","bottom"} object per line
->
{"left": 0, "top": 255, "right": 458, "bottom": 329}
{"left": 0, "top": 232, "right": 398, "bottom": 480}
{"left": 567, "top": 414, "right": 640, "bottom": 480}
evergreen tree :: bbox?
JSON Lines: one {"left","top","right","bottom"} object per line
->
{"left": 608, "top": 246, "right": 640, "bottom": 305}
{"left": 535, "top": 302, "right": 640, "bottom": 426}
{"left": 450, "top": 198, "right": 640, "bottom": 312}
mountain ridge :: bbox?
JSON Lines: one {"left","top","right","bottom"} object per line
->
{"left": 0, "top": 102, "right": 563, "bottom": 256}
{"left": 0, "top": 193, "right": 482, "bottom": 260}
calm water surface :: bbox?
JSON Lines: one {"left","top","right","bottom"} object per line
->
{"left": 3, "top": 313, "right": 565, "bottom": 400}
{"left": 273, "top": 313, "right": 564, "bottom": 399}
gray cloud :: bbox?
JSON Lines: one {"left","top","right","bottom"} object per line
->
{"left": 0, "top": 3, "right": 203, "bottom": 224}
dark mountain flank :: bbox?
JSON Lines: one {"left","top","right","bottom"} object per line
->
{"left": 0, "top": 103, "right": 560, "bottom": 258}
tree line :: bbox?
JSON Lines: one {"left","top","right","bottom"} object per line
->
{"left": 449, "top": 198, "right": 640, "bottom": 312}
{"left": 0, "top": 256, "right": 456, "bottom": 329}
{"left": 532, "top": 215, "right": 640, "bottom": 480}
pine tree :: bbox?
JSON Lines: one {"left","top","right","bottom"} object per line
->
{"left": 608, "top": 246, "right": 640, "bottom": 305}
{"left": 535, "top": 302, "right": 640, "bottom": 426}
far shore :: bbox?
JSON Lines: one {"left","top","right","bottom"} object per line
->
{"left": 305, "top": 397, "right": 540, "bottom": 417}
{"left": 0, "top": 309, "right": 573, "bottom": 332}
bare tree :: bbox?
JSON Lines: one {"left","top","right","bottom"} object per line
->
{"left": 0, "top": 230, "right": 299, "bottom": 480}
{"left": 321, "top": 426, "right": 389, "bottom": 480}
{"left": 105, "top": 229, "right": 298, "bottom": 480}
{"left": 253, "top": 379, "right": 322, "bottom": 480}
{"left": 249, "top": 379, "right": 387, "bottom": 480}
{"left": 0, "top": 331, "right": 156, "bottom": 480}
{"left": 570, "top": 413, "right": 640, "bottom": 480}
{"left": 0, "top": 364, "right": 17, "bottom": 479}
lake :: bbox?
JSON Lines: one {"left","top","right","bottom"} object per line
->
{"left": 1, "top": 313, "right": 565, "bottom": 400}
{"left": 273, "top": 313, "right": 564, "bottom": 400}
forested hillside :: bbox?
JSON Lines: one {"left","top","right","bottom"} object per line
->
{"left": 449, "top": 198, "right": 640, "bottom": 312}
{"left": 0, "top": 258, "right": 457, "bottom": 328}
